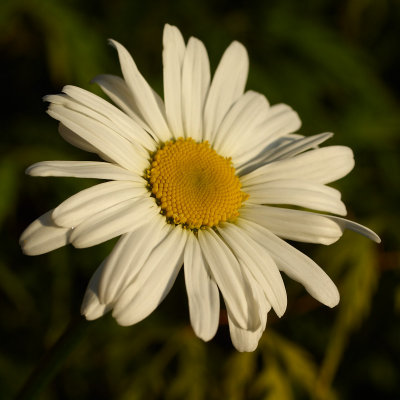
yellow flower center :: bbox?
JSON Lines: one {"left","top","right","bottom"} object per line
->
{"left": 146, "top": 138, "right": 248, "bottom": 230}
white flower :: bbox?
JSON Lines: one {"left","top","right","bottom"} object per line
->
{"left": 20, "top": 24, "right": 380, "bottom": 352}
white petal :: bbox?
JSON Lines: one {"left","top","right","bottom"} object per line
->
{"left": 237, "top": 132, "right": 333, "bottom": 175}
{"left": 47, "top": 104, "right": 142, "bottom": 172}
{"left": 20, "top": 210, "right": 71, "bottom": 255}
{"left": 244, "top": 179, "right": 347, "bottom": 216}
{"left": 184, "top": 233, "right": 220, "bottom": 341}
{"left": 81, "top": 261, "right": 112, "bottom": 320}
{"left": 213, "top": 91, "right": 269, "bottom": 156}
{"left": 239, "top": 205, "right": 344, "bottom": 245}
{"left": 228, "top": 273, "right": 270, "bottom": 352}
{"left": 218, "top": 223, "right": 287, "bottom": 317}
{"left": 240, "top": 204, "right": 380, "bottom": 245}
{"left": 98, "top": 213, "right": 168, "bottom": 304}
{"left": 181, "top": 37, "right": 210, "bottom": 141}
{"left": 49, "top": 86, "right": 156, "bottom": 151}
{"left": 197, "top": 228, "right": 257, "bottom": 330}
{"left": 286, "top": 133, "right": 305, "bottom": 140}
{"left": 233, "top": 103, "right": 301, "bottom": 167}
{"left": 162, "top": 24, "right": 185, "bottom": 139}
{"left": 109, "top": 39, "right": 172, "bottom": 142}
{"left": 92, "top": 74, "right": 153, "bottom": 133}
{"left": 241, "top": 146, "right": 355, "bottom": 187}
{"left": 58, "top": 123, "right": 97, "bottom": 153}
{"left": 112, "top": 226, "right": 188, "bottom": 326}
{"left": 263, "top": 132, "right": 333, "bottom": 163}
{"left": 228, "top": 314, "right": 262, "bottom": 352}
{"left": 238, "top": 219, "right": 340, "bottom": 307}
{"left": 52, "top": 181, "right": 148, "bottom": 227}
{"left": 26, "top": 161, "right": 142, "bottom": 182}
{"left": 70, "top": 197, "right": 157, "bottom": 248}
{"left": 324, "top": 215, "right": 381, "bottom": 243}
{"left": 203, "top": 41, "right": 248, "bottom": 143}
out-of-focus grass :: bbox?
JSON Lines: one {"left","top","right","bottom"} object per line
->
{"left": 1, "top": 0, "right": 399, "bottom": 399}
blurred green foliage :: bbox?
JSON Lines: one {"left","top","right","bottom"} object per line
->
{"left": 1, "top": 0, "right": 399, "bottom": 399}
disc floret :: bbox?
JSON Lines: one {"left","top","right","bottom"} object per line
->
{"left": 145, "top": 138, "right": 248, "bottom": 230}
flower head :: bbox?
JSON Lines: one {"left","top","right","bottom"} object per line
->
{"left": 20, "top": 24, "right": 380, "bottom": 351}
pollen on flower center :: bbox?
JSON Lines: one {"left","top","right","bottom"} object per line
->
{"left": 145, "top": 137, "right": 249, "bottom": 229}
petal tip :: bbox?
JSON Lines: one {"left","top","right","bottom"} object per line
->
{"left": 107, "top": 38, "right": 123, "bottom": 51}
{"left": 372, "top": 232, "right": 382, "bottom": 244}
{"left": 323, "top": 287, "right": 340, "bottom": 308}
{"left": 107, "top": 38, "right": 116, "bottom": 46}
{"left": 164, "top": 23, "right": 178, "bottom": 34}
{"left": 327, "top": 298, "right": 340, "bottom": 308}
{"left": 25, "top": 165, "right": 34, "bottom": 175}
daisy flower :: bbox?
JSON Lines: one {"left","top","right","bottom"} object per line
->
{"left": 20, "top": 24, "right": 380, "bottom": 352}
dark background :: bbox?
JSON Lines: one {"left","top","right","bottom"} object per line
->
{"left": 1, "top": 0, "right": 399, "bottom": 399}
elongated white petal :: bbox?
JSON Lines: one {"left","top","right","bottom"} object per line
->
{"left": 70, "top": 197, "right": 157, "bottom": 248}
{"left": 203, "top": 41, "right": 248, "bottom": 143}
{"left": 241, "top": 204, "right": 380, "bottom": 244}
{"left": 244, "top": 179, "right": 347, "bottom": 216}
{"left": 218, "top": 223, "right": 287, "bottom": 317}
{"left": 181, "top": 37, "right": 210, "bottom": 141}
{"left": 81, "top": 261, "right": 112, "bottom": 320}
{"left": 98, "top": 214, "right": 168, "bottom": 304}
{"left": 263, "top": 132, "right": 334, "bottom": 163}
{"left": 240, "top": 205, "right": 344, "bottom": 245}
{"left": 214, "top": 91, "right": 269, "bottom": 157}
{"left": 20, "top": 210, "right": 71, "bottom": 255}
{"left": 47, "top": 104, "right": 142, "bottom": 172}
{"left": 58, "top": 123, "right": 97, "bottom": 153}
{"left": 237, "top": 132, "right": 333, "bottom": 175}
{"left": 228, "top": 314, "right": 262, "bottom": 352}
{"left": 112, "top": 227, "right": 188, "bottom": 326}
{"left": 92, "top": 74, "right": 153, "bottom": 133}
{"left": 238, "top": 219, "right": 340, "bottom": 307}
{"left": 52, "top": 181, "right": 147, "bottom": 227}
{"left": 197, "top": 228, "right": 257, "bottom": 330}
{"left": 286, "top": 133, "right": 305, "bottom": 140}
{"left": 60, "top": 124, "right": 115, "bottom": 166}
{"left": 109, "top": 39, "right": 171, "bottom": 142}
{"left": 26, "top": 161, "right": 142, "bottom": 181}
{"left": 324, "top": 215, "right": 381, "bottom": 243}
{"left": 228, "top": 279, "right": 270, "bottom": 352}
{"left": 184, "top": 233, "right": 220, "bottom": 341}
{"left": 163, "top": 24, "right": 185, "bottom": 139}
{"left": 233, "top": 104, "right": 301, "bottom": 166}
{"left": 241, "top": 146, "right": 355, "bottom": 187}
{"left": 49, "top": 86, "right": 156, "bottom": 151}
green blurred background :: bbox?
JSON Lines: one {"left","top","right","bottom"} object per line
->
{"left": 1, "top": 0, "right": 399, "bottom": 399}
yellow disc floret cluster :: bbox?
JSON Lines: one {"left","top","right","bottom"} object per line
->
{"left": 145, "top": 138, "right": 249, "bottom": 230}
